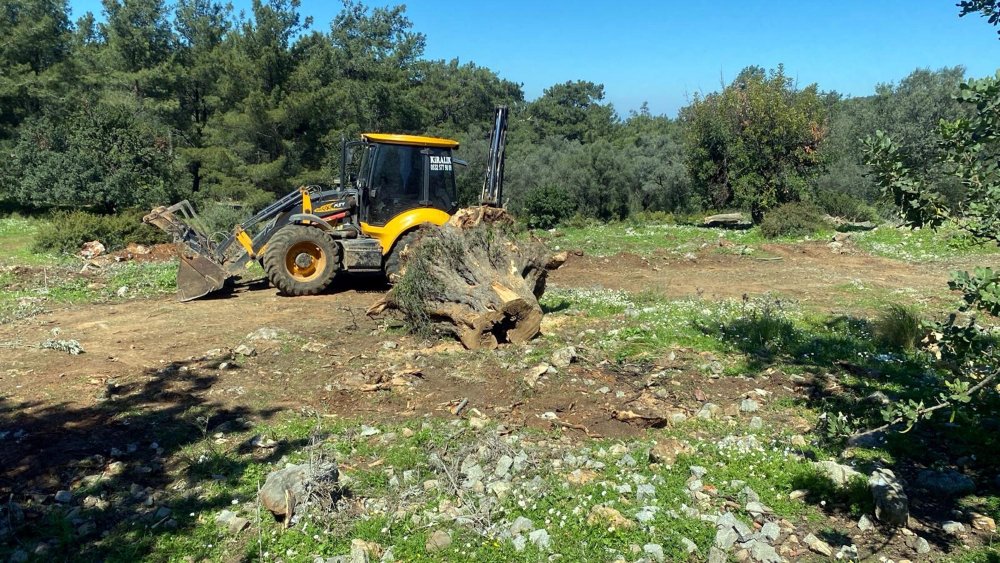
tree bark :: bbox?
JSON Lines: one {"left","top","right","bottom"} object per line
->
{"left": 367, "top": 207, "right": 554, "bottom": 350}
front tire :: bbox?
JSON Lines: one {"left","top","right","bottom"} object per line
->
{"left": 263, "top": 225, "right": 341, "bottom": 296}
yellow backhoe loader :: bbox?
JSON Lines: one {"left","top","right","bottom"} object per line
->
{"left": 146, "top": 107, "right": 508, "bottom": 301}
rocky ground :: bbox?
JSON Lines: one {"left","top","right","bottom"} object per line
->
{"left": 1, "top": 226, "right": 999, "bottom": 561}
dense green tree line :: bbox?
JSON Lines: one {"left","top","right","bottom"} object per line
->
{"left": 0, "top": 0, "right": 985, "bottom": 228}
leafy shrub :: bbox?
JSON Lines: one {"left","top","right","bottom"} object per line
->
{"left": 34, "top": 209, "right": 168, "bottom": 254}
{"left": 874, "top": 303, "right": 924, "bottom": 351}
{"left": 813, "top": 189, "right": 879, "bottom": 222}
{"left": 759, "top": 202, "right": 829, "bottom": 239}
{"left": 521, "top": 185, "right": 575, "bottom": 229}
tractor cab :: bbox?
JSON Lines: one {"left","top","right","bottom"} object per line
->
{"left": 355, "top": 134, "right": 459, "bottom": 226}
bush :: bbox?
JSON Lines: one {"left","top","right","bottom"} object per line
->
{"left": 34, "top": 209, "right": 169, "bottom": 254}
{"left": 759, "top": 202, "right": 830, "bottom": 239}
{"left": 813, "top": 189, "right": 879, "bottom": 222}
{"left": 521, "top": 185, "right": 575, "bottom": 229}
{"left": 874, "top": 303, "right": 924, "bottom": 351}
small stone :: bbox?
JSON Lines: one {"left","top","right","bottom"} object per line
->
{"left": 643, "top": 543, "right": 665, "bottom": 563}
{"left": 836, "top": 544, "right": 860, "bottom": 560}
{"left": 510, "top": 516, "right": 534, "bottom": 536}
{"left": 550, "top": 346, "right": 577, "bottom": 368}
{"left": 528, "top": 528, "right": 551, "bottom": 550}
{"left": 760, "top": 522, "right": 781, "bottom": 542}
{"left": 697, "top": 403, "right": 719, "bottom": 420}
{"left": 748, "top": 416, "right": 763, "bottom": 430}
{"left": 804, "top": 533, "right": 833, "bottom": 557}
{"left": 495, "top": 454, "right": 514, "bottom": 477}
{"left": 857, "top": 514, "right": 874, "bottom": 532}
{"left": 789, "top": 489, "right": 808, "bottom": 500}
{"left": 649, "top": 438, "right": 692, "bottom": 465}
{"left": 790, "top": 435, "right": 807, "bottom": 447}
{"left": 512, "top": 535, "right": 527, "bottom": 552}
{"left": 971, "top": 512, "right": 997, "bottom": 532}
{"left": 690, "top": 465, "right": 708, "bottom": 478}
{"left": 869, "top": 468, "right": 909, "bottom": 526}
{"left": 813, "top": 460, "right": 863, "bottom": 487}
{"left": 587, "top": 505, "right": 634, "bottom": 529}
{"left": 154, "top": 506, "right": 171, "bottom": 520}
{"left": 566, "top": 468, "right": 597, "bottom": 485}
{"left": 708, "top": 546, "right": 728, "bottom": 563}
{"left": 739, "top": 399, "right": 759, "bottom": 413}
{"left": 904, "top": 534, "right": 930, "bottom": 554}
{"left": 636, "top": 483, "right": 656, "bottom": 500}
{"left": 943, "top": 520, "right": 965, "bottom": 535}
{"left": 468, "top": 416, "right": 489, "bottom": 430}
{"left": 425, "top": 530, "right": 452, "bottom": 552}
{"left": 749, "top": 541, "right": 781, "bottom": 563}
{"left": 228, "top": 516, "right": 250, "bottom": 534}
{"left": 635, "top": 507, "right": 656, "bottom": 523}
{"left": 488, "top": 481, "right": 511, "bottom": 498}
{"left": 423, "top": 480, "right": 439, "bottom": 491}
{"left": 681, "top": 537, "right": 698, "bottom": 554}
{"left": 233, "top": 343, "right": 256, "bottom": 357}
{"left": 54, "top": 490, "right": 73, "bottom": 504}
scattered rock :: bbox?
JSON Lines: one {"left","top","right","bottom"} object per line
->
{"left": 550, "top": 347, "right": 577, "bottom": 368}
{"left": 425, "top": 530, "right": 452, "bottom": 552}
{"left": 739, "top": 399, "right": 759, "bottom": 413}
{"left": 510, "top": 516, "right": 534, "bottom": 536}
{"left": 760, "top": 522, "right": 781, "bottom": 542}
{"left": 40, "top": 339, "right": 84, "bottom": 355}
{"left": 942, "top": 520, "right": 965, "bottom": 535}
{"left": 80, "top": 240, "right": 106, "bottom": 259}
{"left": 524, "top": 364, "right": 548, "bottom": 388}
{"left": 649, "top": 438, "right": 692, "bottom": 465}
{"left": 347, "top": 538, "right": 381, "bottom": 563}
{"left": 528, "top": 528, "right": 551, "bottom": 550}
{"left": 643, "top": 543, "right": 665, "bottom": 562}
{"left": 971, "top": 512, "right": 997, "bottom": 532}
{"left": 836, "top": 544, "right": 859, "bottom": 560}
{"left": 233, "top": 343, "right": 256, "bottom": 357}
{"left": 697, "top": 403, "right": 720, "bottom": 420}
{"left": 587, "top": 505, "right": 634, "bottom": 529}
{"left": 681, "top": 537, "right": 698, "bottom": 554}
{"left": 857, "top": 514, "right": 874, "bottom": 532}
{"left": 247, "top": 327, "right": 280, "bottom": 341}
{"left": 812, "top": 460, "right": 863, "bottom": 487}
{"left": 904, "top": 534, "right": 930, "bottom": 555}
{"left": 564, "top": 468, "right": 596, "bottom": 485}
{"left": 869, "top": 468, "right": 909, "bottom": 526}
{"left": 748, "top": 416, "right": 763, "bottom": 430}
{"left": 259, "top": 461, "right": 338, "bottom": 518}
{"left": 788, "top": 489, "right": 808, "bottom": 501}
{"left": 708, "top": 546, "right": 728, "bottom": 563}
{"left": 714, "top": 512, "right": 752, "bottom": 550}
{"left": 54, "top": 490, "right": 73, "bottom": 504}
{"left": 749, "top": 541, "right": 781, "bottom": 563}
{"left": 803, "top": 533, "right": 833, "bottom": 557}
{"left": 915, "top": 469, "right": 975, "bottom": 498}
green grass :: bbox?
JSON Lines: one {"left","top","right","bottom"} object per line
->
{"left": 31, "top": 412, "right": 874, "bottom": 563}
{"left": 0, "top": 215, "right": 61, "bottom": 266}
{"left": 853, "top": 222, "right": 1000, "bottom": 262}
{"left": 0, "top": 215, "right": 178, "bottom": 322}
{"left": 533, "top": 221, "right": 840, "bottom": 258}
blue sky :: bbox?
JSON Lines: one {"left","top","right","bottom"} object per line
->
{"left": 68, "top": 0, "right": 1000, "bottom": 118}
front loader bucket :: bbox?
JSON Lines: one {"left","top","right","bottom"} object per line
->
{"left": 145, "top": 203, "right": 233, "bottom": 301}
{"left": 176, "top": 246, "right": 231, "bottom": 302}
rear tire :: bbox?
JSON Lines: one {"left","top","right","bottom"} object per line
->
{"left": 384, "top": 227, "right": 430, "bottom": 283}
{"left": 263, "top": 225, "right": 341, "bottom": 296}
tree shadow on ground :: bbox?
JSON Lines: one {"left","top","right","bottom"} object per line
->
{"left": 710, "top": 309, "right": 1000, "bottom": 555}
{"left": 0, "top": 356, "right": 296, "bottom": 561}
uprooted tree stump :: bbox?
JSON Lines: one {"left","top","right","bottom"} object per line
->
{"left": 367, "top": 207, "right": 563, "bottom": 350}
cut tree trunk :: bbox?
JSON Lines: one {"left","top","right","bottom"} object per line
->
{"left": 367, "top": 207, "right": 556, "bottom": 350}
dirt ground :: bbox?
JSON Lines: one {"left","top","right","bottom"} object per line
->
{"left": 0, "top": 242, "right": 961, "bottom": 483}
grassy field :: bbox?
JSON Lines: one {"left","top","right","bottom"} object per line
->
{"left": 2, "top": 213, "right": 1000, "bottom": 562}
